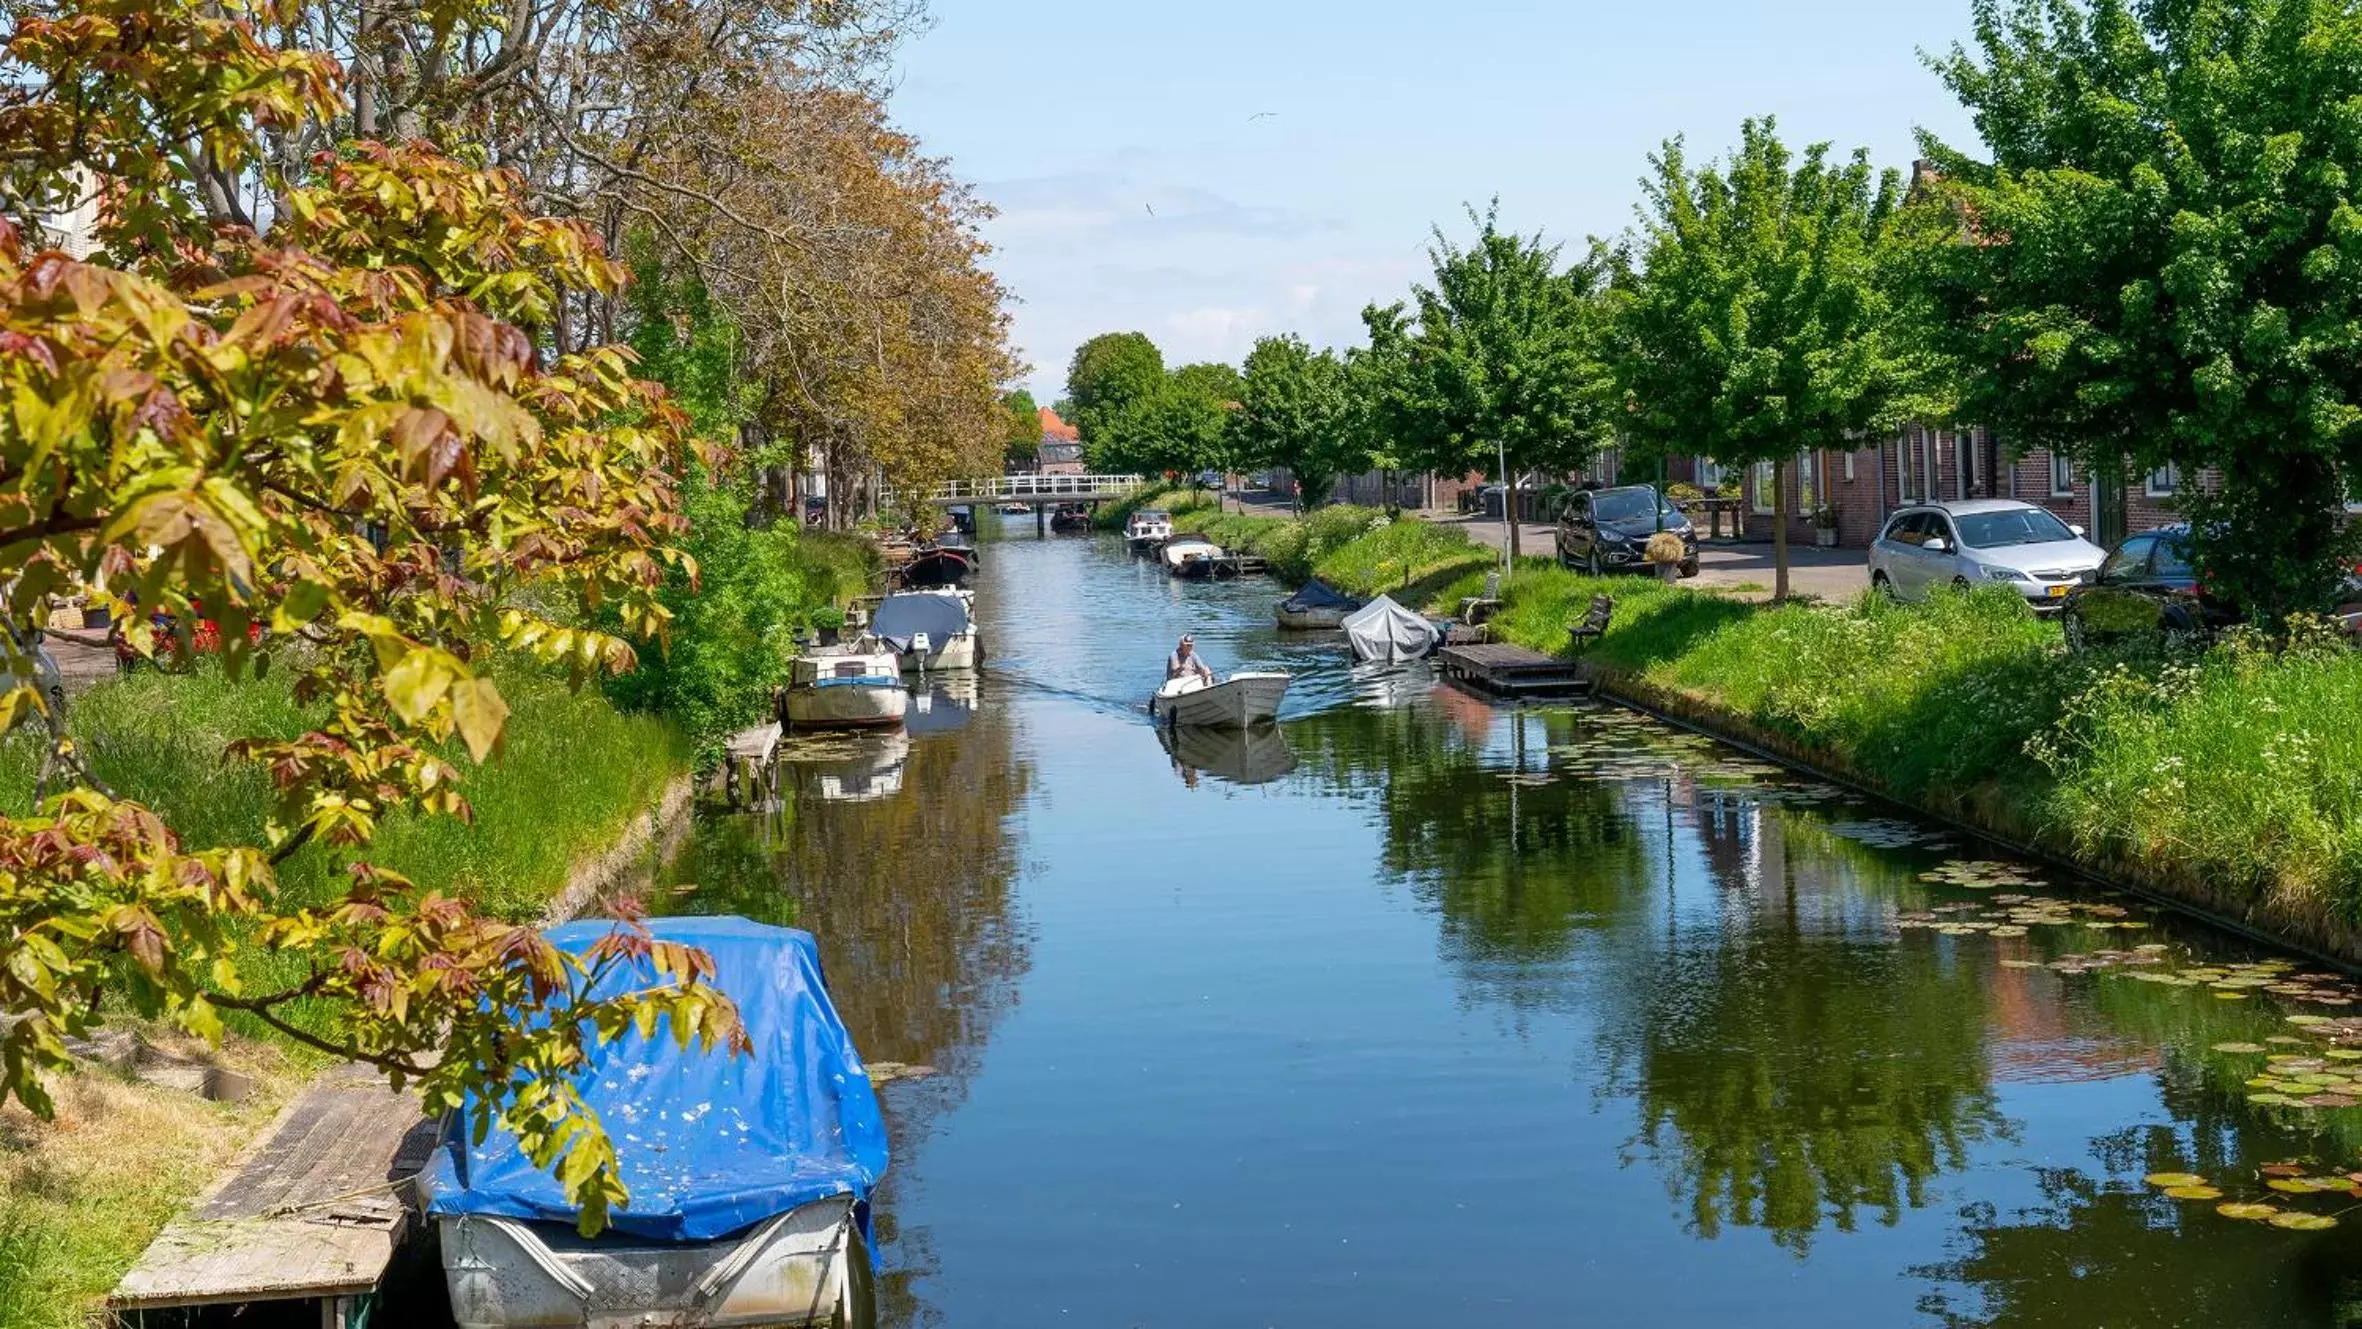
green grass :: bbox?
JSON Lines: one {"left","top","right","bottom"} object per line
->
{"left": 1445, "top": 560, "right": 2362, "bottom": 933}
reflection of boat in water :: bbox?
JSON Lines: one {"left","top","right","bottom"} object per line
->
{"left": 810, "top": 728, "right": 910, "bottom": 802}
{"left": 907, "top": 675, "right": 980, "bottom": 736}
{"left": 1276, "top": 580, "right": 1364, "bottom": 630}
{"left": 1158, "top": 720, "right": 1297, "bottom": 786}
{"left": 1150, "top": 671, "right": 1289, "bottom": 728}
{"left": 868, "top": 589, "right": 979, "bottom": 674}
{"left": 425, "top": 917, "right": 885, "bottom": 1329}
{"left": 785, "top": 647, "right": 908, "bottom": 729}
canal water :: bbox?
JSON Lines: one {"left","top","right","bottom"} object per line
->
{"left": 663, "top": 523, "right": 2362, "bottom": 1327}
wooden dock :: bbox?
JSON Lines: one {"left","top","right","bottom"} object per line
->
{"left": 1437, "top": 642, "right": 1592, "bottom": 699}
{"left": 112, "top": 1066, "right": 437, "bottom": 1326}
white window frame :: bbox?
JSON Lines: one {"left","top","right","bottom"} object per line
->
{"left": 1752, "top": 460, "right": 1775, "bottom": 514}
{"left": 2050, "top": 451, "right": 2074, "bottom": 498}
{"left": 1843, "top": 451, "right": 1856, "bottom": 483}
{"left": 2145, "top": 462, "right": 2180, "bottom": 497}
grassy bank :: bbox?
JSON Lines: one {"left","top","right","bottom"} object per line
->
{"left": 1106, "top": 487, "right": 1495, "bottom": 598}
{"left": 0, "top": 665, "right": 692, "bottom": 1327}
{"left": 1437, "top": 561, "right": 2362, "bottom": 948}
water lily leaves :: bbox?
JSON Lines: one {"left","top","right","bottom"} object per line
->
{"left": 2252, "top": 1093, "right": 2298, "bottom": 1106}
{"left": 2146, "top": 1172, "right": 2209, "bottom": 1188}
{"left": 2303, "top": 1094, "right": 2360, "bottom": 1108}
{"left": 2218, "top": 1202, "right": 2279, "bottom": 1220}
{"left": 2164, "top": 1185, "right": 2224, "bottom": 1200}
{"left": 2269, "top": 1212, "right": 2339, "bottom": 1230}
{"left": 2215, "top": 1042, "right": 2269, "bottom": 1053}
{"left": 2260, "top": 1163, "right": 2311, "bottom": 1177}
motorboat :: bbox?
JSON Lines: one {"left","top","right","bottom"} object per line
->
{"left": 1124, "top": 509, "right": 1173, "bottom": 554}
{"left": 1049, "top": 503, "right": 1093, "bottom": 533}
{"left": 1149, "top": 670, "right": 1289, "bottom": 728}
{"left": 867, "top": 588, "right": 979, "bottom": 674}
{"left": 1160, "top": 535, "right": 1225, "bottom": 580}
{"left": 1342, "top": 594, "right": 1442, "bottom": 663}
{"left": 898, "top": 543, "right": 976, "bottom": 588}
{"left": 1275, "top": 580, "right": 1365, "bottom": 630}
{"left": 424, "top": 917, "right": 888, "bottom": 1329}
{"left": 784, "top": 647, "right": 908, "bottom": 729}
{"left": 1158, "top": 720, "right": 1297, "bottom": 786}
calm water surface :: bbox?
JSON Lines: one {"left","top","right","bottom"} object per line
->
{"left": 664, "top": 522, "right": 2362, "bottom": 1328}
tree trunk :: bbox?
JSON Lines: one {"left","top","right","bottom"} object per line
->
{"left": 1772, "top": 456, "right": 1791, "bottom": 602}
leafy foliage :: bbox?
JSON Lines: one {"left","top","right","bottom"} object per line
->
{"left": 1616, "top": 118, "right": 1910, "bottom": 599}
{"left": 1919, "top": 0, "right": 2362, "bottom": 622}
{"left": 0, "top": 0, "right": 743, "bottom": 1231}
{"left": 1230, "top": 334, "right": 1357, "bottom": 507}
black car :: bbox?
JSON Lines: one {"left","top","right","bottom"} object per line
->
{"left": 2059, "top": 525, "right": 2235, "bottom": 649}
{"left": 1556, "top": 484, "right": 1699, "bottom": 577}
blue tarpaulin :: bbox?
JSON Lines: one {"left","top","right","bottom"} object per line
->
{"left": 424, "top": 917, "right": 889, "bottom": 1243}
{"left": 869, "top": 591, "right": 972, "bottom": 653}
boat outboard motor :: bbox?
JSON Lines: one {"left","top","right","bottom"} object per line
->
{"left": 908, "top": 631, "right": 931, "bottom": 677}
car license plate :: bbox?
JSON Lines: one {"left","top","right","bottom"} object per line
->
{"left": 2047, "top": 584, "right": 2069, "bottom": 598}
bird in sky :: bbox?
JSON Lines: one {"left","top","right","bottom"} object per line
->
{"left": 1248, "top": 111, "right": 1277, "bottom": 122}
{"left": 1144, "top": 202, "right": 1155, "bottom": 216}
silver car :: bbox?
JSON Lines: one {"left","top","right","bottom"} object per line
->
{"left": 1867, "top": 500, "right": 2106, "bottom": 611}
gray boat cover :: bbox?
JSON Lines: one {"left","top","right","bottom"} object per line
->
{"left": 870, "top": 592, "right": 971, "bottom": 652}
{"left": 1278, "top": 580, "right": 1363, "bottom": 614}
{"left": 1342, "top": 594, "right": 1440, "bottom": 662}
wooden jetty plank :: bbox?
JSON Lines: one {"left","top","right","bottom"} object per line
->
{"left": 1438, "top": 642, "right": 1593, "bottom": 698}
{"left": 112, "top": 1068, "right": 436, "bottom": 1311}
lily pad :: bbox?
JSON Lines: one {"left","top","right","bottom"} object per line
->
{"left": 2269, "top": 1211, "right": 2339, "bottom": 1231}
{"left": 2218, "top": 1202, "right": 2279, "bottom": 1220}
{"left": 2145, "top": 1172, "right": 2209, "bottom": 1188}
{"left": 2215, "top": 1042, "right": 2269, "bottom": 1054}
{"left": 2163, "top": 1185, "right": 2223, "bottom": 1200}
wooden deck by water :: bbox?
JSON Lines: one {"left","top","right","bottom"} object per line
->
{"left": 111, "top": 1066, "right": 437, "bottom": 1325}
{"left": 1437, "top": 642, "right": 1592, "bottom": 699}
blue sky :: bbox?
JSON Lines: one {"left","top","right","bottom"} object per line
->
{"left": 891, "top": 1, "right": 1988, "bottom": 401}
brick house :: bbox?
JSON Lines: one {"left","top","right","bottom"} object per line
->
{"left": 1034, "top": 407, "right": 1085, "bottom": 477}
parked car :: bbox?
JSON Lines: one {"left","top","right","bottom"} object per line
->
{"left": 1867, "top": 500, "right": 2105, "bottom": 611}
{"left": 1556, "top": 484, "right": 1700, "bottom": 577}
{"left": 2058, "top": 525, "right": 2232, "bottom": 649}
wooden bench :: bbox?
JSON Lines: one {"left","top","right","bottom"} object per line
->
{"left": 1568, "top": 593, "right": 1613, "bottom": 654}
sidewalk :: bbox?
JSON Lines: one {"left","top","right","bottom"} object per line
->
{"left": 1427, "top": 510, "right": 1870, "bottom": 602}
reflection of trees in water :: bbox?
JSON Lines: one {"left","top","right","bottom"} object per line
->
{"left": 1288, "top": 704, "right": 1646, "bottom": 982}
{"left": 1913, "top": 1156, "right": 2362, "bottom": 1327}
{"left": 656, "top": 704, "right": 1032, "bottom": 1329}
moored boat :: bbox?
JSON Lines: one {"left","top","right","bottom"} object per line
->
{"left": 1275, "top": 580, "right": 1365, "bottom": 630}
{"left": 1159, "top": 535, "right": 1224, "bottom": 580}
{"left": 1342, "top": 594, "right": 1443, "bottom": 663}
{"left": 784, "top": 647, "right": 909, "bottom": 729}
{"left": 1149, "top": 670, "right": 1290, "bottom": 728}
{"left": 898, "top": 543, "right": 976, "bottom": 588}
{"left": 1049, "top": 503, "right": 1093, "bottom": 533}
{"left": 1124, "top": 509, "right": 1173, "bottom": 554}
{"left": 424, "top": 917, "right": 887, "bottom": 1329}
{"left": 868, "top": 588, "right": 980, "bottom": 674}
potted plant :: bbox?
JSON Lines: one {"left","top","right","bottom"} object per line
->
{"left": 1645, "top": 531, "right": 1687, "bottom": 582}
{"left": 1810, "top": 504, "right": 1840, "bottom": 548}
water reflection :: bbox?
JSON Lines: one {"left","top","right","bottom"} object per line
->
{"left": 1156, "top": 720, "right": 1296, "bottom": 787}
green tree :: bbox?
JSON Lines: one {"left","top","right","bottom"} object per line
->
{"left": 1616, "top": 118, "right": 1908, "bottom": 599}
{"left": 1381, "top": 205, "right": 1620, "bottom": 559}
{"left": 1064, "top": 331, "right": 1167, "bottom": 468}
{"left": 1920, "top": 0, "right": 2362, "bottom": 621}
{"left": 1232, "top": 334, "right": 1357, "bottom": 509}
{"left": 998, "top": 389, "right": 1042, "bottom": 470}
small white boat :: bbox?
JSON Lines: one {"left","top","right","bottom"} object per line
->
{"left": 867, "top": 588, "right": 980, "bottom": 674}
{"left": 1125, "top": 509, "right": 1173, "bottom": 554}
{"left": 1160, "top": 536, "right": 1224, "bottom": 580}
{"left": 785, "top": 648, "right": 908, "bottom": 729}
{"left": 1150, "top": 670, "right": 1290, "bottom": 728}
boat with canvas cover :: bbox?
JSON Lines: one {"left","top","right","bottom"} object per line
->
{"left": 867, "top": 589, "right": 980, "bottom": 674}
{"left": 783, "top": 647, "right": 908, "bottom": 729}
{"left": 1274, "top": 580, "right": 1364, "bottom": 630}
{"left": 423, "top": 917, "right": 889, "bottom": 1329}
{"left": 1149, "top": 670, "right": 1289, "bottom": 728}
{"left": 1159, "top": 535, "right": 1225, "bottom": 580}
{"left": 1342, "top": 594, "right": 1442, "bottom": 663}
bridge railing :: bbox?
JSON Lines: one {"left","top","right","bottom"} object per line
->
{"left": 922, "top": 474, "right": 1148, "bottom": 502}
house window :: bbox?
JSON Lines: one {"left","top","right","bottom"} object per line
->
{"left": 1898, "top": 429, "right": 1916, "bottom": 502}
{"left": 2145, "top": 462, "right": 2180, "bottom": 497}
{"left": 1752, "top": 460, "right": 1775, "bottom": 514}
{"left": 1843, "top": 451, "right": 1856, "bottom": 483}
{"left": 2050, "top": 451, "right": 2074, "bottom": 498}
{"left": 1795, "top": 451, "right": 1816, "bottom": 513}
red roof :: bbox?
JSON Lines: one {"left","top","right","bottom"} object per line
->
{"left": 1038, "top": 406, "right": 1080, "bottom": 442}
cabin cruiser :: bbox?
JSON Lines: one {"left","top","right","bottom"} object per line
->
{"left": 425, "top": 917, "right": 887, "bottom": 1329}
{"left": 1149, "top": 669, "right": 1289, "bottom": 728}
{"left": 898, "top": 542, "right": 976, "bottom": 588}
{"left": 784, "top": 646, "right": 908, "bottom": 729}
{"left": 867, "top": 588, "right": 979, "bottom": 674}
{"left": 1049, "top": 503, "right": 1094, "bottom": 533}
{"left": 1159, "top": 535, "right": 1226, "bottom": 580}
{"left": 1124, "top": 509, "right": 1173, "bottom": 554}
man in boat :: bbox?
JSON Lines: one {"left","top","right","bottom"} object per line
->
{"left": 1167, "top": 634, "right": 1214, "bottom": 684}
